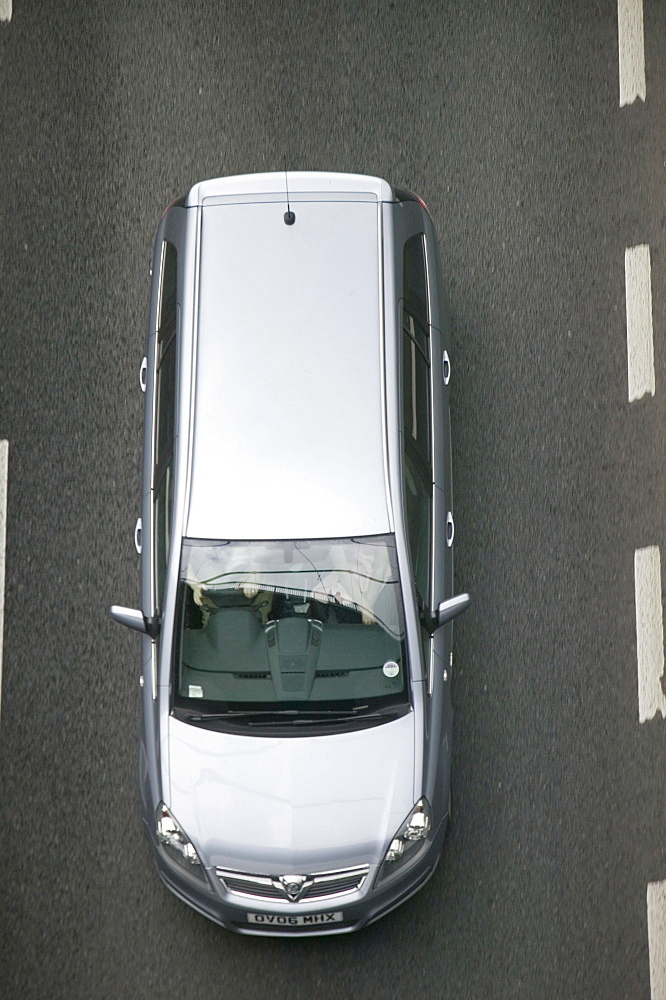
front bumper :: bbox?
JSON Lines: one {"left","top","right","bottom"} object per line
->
{"left": 145, "top": 817, "right": 449, "bottom": 937}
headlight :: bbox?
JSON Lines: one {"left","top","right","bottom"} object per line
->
{"left": 376, "top": 798, "right": 432, "bottom": 885}
{"left": 155, "top": 803, "right": 209, "bottom": 886}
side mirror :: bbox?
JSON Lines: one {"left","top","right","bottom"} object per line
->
{"left": 109, "top": 605, "right": 160, "bottom": 639}
{"left": 436, "top": 593, "right": 471, "bottom": 628}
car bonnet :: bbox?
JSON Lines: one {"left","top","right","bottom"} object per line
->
{"left": 166, "top": 711, "right": 416, "bottom": 872}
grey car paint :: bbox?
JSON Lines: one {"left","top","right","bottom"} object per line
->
{"left": 112, "top": 172, "right": 470, "bottom": 936}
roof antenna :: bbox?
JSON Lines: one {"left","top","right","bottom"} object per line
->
{"left": 283, "top": 166, "right": 295, "bottom": 226}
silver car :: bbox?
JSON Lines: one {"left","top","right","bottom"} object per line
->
{"left": 111, "top": 172, "right": 470, "bottom": 936}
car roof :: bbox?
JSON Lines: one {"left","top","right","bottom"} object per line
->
{"left": 185, "top": 177, "right": 392, "bottom": 541}
{"left": 185, "top": 170, "right": 395, "bottom": 206}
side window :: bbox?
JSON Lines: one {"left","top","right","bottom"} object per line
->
{"left": 159, "top": 241, "right": 177, "bottom": 332}
{"left": 402, "top": 234, "right": 432, "bottom": 608}
{"left": 154, "top": 463, "right": 173, "bottom": 609}
{"left": 402, "top": 311, "right": 430, "bottom": 472}
{"left": 404, "top": 452, "right": 431, "bottom": 604}
{"left": 155, "top": 333, "right": 176, "bottom": 477}
{"left": 153, "top": 241, "right": 178, "bottom": 613}
{"left": 403, "top": 233, "right": 429, "bottom": 328}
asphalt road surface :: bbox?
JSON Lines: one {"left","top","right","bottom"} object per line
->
{"left": 1, "top": 2, "right": 665, "bottom": 998}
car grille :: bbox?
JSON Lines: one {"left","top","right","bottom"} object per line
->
{"left": 216, "top": 865, "right": 369, "bottom": 902}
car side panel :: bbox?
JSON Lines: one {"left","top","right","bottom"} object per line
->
{"left": 389, "top": 199, "right": 453, "bottom": 830}
{"left": 139, "top": 205, "right": 188, "bottom": 830}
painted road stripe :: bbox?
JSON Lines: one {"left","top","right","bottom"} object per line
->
{"left": 618, "top": 0, "right": 646, "bottom": 106}
{"left": 626, "top": 245, "right": 655, "bottom": 402}
{"left": 0, "top": 1, "right": 11, "bottom": 23}
{"left": 0, "top": 441, "right": 6, "bottom": 722}
{"left": 648, "top": 881, "right": 666, "bottom": 1000}
{"left": 635, "top": 547, "right": 666, "bottom": 722}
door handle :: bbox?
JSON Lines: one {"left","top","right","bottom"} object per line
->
{"left": 446, "top": 511, "right": 454, "bottom": 547}
{"left": 139, "top": 356, "right": 147, "bottom": 393}
{"left": 134, "top": 517, "right": 143, "bottom": 555}
{"left": 442, "top": 350, "right": 451, "bottom": 386}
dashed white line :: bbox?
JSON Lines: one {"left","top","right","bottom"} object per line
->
{"left": 634, "top": 546, "right": 666, "bottom": 723}
{"left": 626, "top": 245, "right": 655, "bottom": 403}
{"left": 0, "top": 441, "right": 7, "bottom": 723}
{"left": 648, "top": 881, "right": 666, "bottom": 1000}
{"left": 618, "top": 0, "right": 646, "bottom": 106}
{"left": 0, "top": 0, "right": 11, "bottom": 24}
{"left": 619, "top": 2, "right": 660, "bottom": 993}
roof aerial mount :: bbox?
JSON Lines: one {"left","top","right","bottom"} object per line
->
{"left": 283, "top": 167, "right": 296, "bottom": 226}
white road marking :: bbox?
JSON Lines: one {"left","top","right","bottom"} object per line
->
{"left": 0, "top": 0, "right": 11, "bottom": 23}
{"left": 626, "top": 245, "right": 655, "bottom": 402}
{"left": 618, "top": 0, "right": 646, "bottom": 106}
{"left": 648, "top": 881, "right": 666, "bottom": 1000}
{"left": 635, "top": 546, "right": 666, "bottom": 723}
{"left": 0, "top": 441, "right": 7, "bottom": 722}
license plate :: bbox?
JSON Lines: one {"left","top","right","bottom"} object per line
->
{"left": 247, "top": 911, "right": 343, "bottom": 927}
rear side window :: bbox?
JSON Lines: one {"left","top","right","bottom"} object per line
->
{"left": 159, "top": 241, "right": 178, "bottom": 334}
{"left": 403, "top": 234, "right": 429, "bottom": 328}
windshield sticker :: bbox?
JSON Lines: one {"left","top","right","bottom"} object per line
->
{"left": 189, "top": 685, "right": 204, "bottom": 698}
{"left": 383, "top": 661, "right": 399, "bottom": 678}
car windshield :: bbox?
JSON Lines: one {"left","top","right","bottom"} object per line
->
{"left": 172, "top": 534, "right": 409, "bottom": 724}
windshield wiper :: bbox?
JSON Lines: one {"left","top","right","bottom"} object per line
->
{"left": 175, "top": 705, "right": 400, "bottom": 726}
{"left": 176, "top": 708, "right": 301, "bottom": 723}
{"left": 247, "top": 708, "right": 400, "bottom": 727}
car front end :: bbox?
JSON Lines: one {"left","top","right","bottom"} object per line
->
{"left": 141, "top": 716, "right": 449, "bottom": 936}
